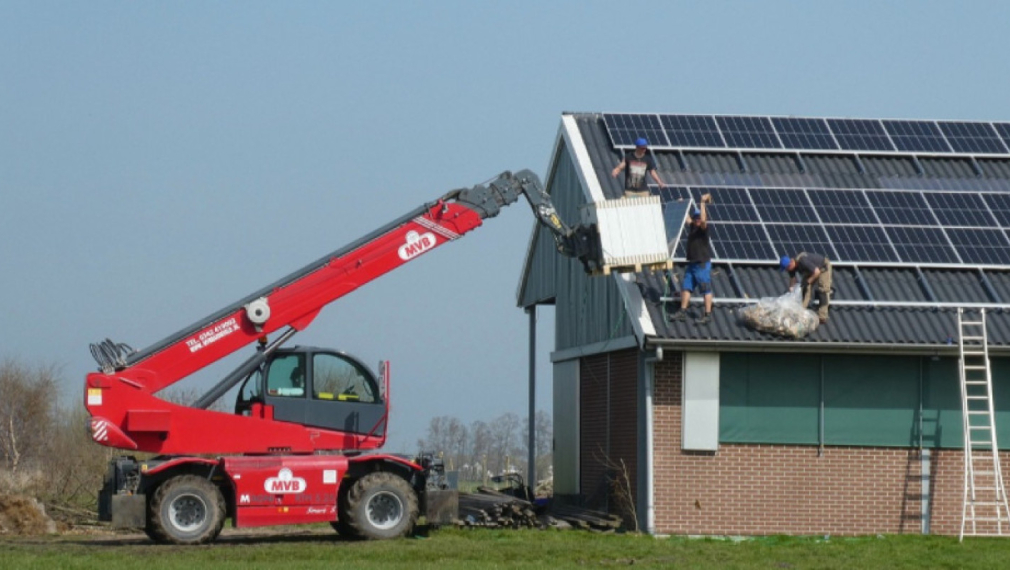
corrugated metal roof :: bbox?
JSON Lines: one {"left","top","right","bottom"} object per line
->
{"left": 518, "top": 113, "right": 1010, "bottom": 350}
{"left": 634, "top": 264, "right": 1010, "bottom": 349}
{"left": 919, "top": 157, "right": 979, "bottom": 178}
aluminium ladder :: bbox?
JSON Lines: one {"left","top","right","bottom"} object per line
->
{"left": 958, "top": 308, "right": 1010, "bottom": 540}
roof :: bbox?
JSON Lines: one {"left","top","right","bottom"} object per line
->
{"left": 527, "top": 112, "right": 1010, "bottom": 351}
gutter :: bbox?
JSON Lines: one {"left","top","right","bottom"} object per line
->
{"left": 642, "top": 348, "right": 662, "bottom": 535}
{"left": 642, "top": 337, "right": 1010, "bottom": 357}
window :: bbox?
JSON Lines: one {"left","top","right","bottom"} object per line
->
{"left": 312, "top": 354, "right": 377, "bottom": 403}
{"left": 266, "top": 354, "right": 306, "bottom": 398}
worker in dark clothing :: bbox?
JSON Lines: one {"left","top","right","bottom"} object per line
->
{"left": 671, "top": 193, "right": 713, "bottom": 324}
{"left": 780, "top": 252, "right": 832, "bottom": 323}
{"left": 610, "top": 137, "right": 665, "bottom": 197}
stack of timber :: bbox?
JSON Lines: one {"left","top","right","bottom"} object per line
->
{"left": 457, "top": 487, "right": 622, "bottom": 532}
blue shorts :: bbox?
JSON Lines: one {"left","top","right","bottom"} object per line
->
{"left": 683, "top": 261, "right": 712, "bottom": 294}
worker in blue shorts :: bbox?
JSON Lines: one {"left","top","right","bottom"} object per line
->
{"left": 671, "top": 193, "right": 713, "bottom": 324}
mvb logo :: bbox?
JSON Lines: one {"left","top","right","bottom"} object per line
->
{"left": 264, "top": 468, "right": 307, "bottom": 494}
{"left": 398, "top": 231, "right": 437, "bottom": 260}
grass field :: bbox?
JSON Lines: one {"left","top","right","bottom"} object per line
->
{"left": 3, "top": 527, "right": 1010, "bottom": 569}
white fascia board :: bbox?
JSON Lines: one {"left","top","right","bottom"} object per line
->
{"left": 614, "top": 272, "right": 656, "bottom": 347}
{"left": 561, "top": 114, "right": 606, "bottom": 203}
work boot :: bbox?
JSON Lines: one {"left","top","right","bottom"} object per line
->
{"left": 670, "top": 309, "right": 687, "bottom": 322}
{"left": 695, "top": 312, "right": 712, "bottom": 325}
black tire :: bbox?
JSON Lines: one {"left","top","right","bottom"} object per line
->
{"left": 341, "top": 472, "right": 418, "bottom": 540}
{"left": 147, "top": 475, "right": 226, "bottom": 545}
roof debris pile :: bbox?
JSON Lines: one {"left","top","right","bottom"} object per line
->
{"left": 738, "top": 288, "right": 820, "bottom": 339}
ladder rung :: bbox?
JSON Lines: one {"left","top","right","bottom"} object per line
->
{"left": 964, "top": 517, "right": 1010, "bottom": 523}
{"left": 963, "top": 350, "right": 987, "bottom": 355}
{"left": 961, "top": 336, "right": 986, "bottom": 341}
{"left": 967, "top": 501, "right": 1005, "bottom": 506}
{"left": 964, "top": 365, "right": 989, "bottom": 370}
{"left": 967, "top": 395, "right": 990, "bottom": 400}
{"left": 973, "top": 471, "right": 997, "bottom": 476}
{"left": 965, "top": 381, "right": 989, "bottom": 385}
{"left": 968, "top": 411, "right": 992, "bottom": 416}
{"left": 961, "top": 321, "right": 986, "bottom": 326}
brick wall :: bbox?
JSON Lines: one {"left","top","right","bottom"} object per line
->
{"left": 651, "top": 353, "right": 1010, "bottom": 536}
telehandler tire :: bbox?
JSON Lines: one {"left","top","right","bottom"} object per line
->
{"left": 147, "top": 475, "right": 226, "bottom": 545}
{"left": 342, "top": 472, "right": 418, "bottom": 540}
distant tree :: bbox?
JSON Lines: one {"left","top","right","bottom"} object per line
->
{"left": 0, "top": 359, "right": 59, "bottom": 476}
{"left": 418, "top": 411, "right": 553, "bottom": 485}
{"left": 523, "top": 409, "right": 553, "bottom": 483}
{"left": 488, "top": 412, "right": 521, "bottom": 475}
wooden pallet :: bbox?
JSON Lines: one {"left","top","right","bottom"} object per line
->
{"left": 597, "top": 259, "right": 673, "bottom": 276}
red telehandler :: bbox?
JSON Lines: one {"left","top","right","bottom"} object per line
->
{"left": 85, "top": 170, "right": 602, "bottom": 544}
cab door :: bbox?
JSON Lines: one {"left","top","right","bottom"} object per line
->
{"left": 304, "top": 352, "right": 385, "bottom": 436}
{"left": 261, "top": 352, "right": 308, "bottom": 425}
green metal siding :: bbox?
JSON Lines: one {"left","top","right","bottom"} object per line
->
{"left": 517, "top": 138, "right": 633, "bottom": 350}
{"left": 720, "top": 353, "right": 820, "bottom": 444}
{"left": 721, "top": 353, "right": 1010, "bottom": 449}
{"left": 517, "top": 140, "right": 578, "bottom": 308}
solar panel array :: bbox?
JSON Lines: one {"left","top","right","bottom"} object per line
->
{"left": 603, "top": 113, "right": 1010, "bottom": 155}
{"left": 664, "top": 186, "right": 1010, "bottom": 267}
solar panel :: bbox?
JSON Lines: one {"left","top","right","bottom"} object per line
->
{"left": 982, "top": 193, "right": 1010, "bottom": 226}
{"left": 771, "top": 117, "right": 838, "bottom": 150}
{"left": 922, "top": 193, "right": 997, "bottom": 227}
{"left": 939, "top": 122, "right": 1008, "bottom": 154}
{"left": 866, "top": 191, "right": 937, "bottom": 226}
{"left": 764, "top": 224, "right": 836, "bottom": 259}
{"left": 749, "top": 188, "right": 816, "bottom": 223}
{"left": 825, "top": 226, "right": 898, "bottom": 262}
{"left": 660, "top": 115, "right": 724, "bottom": 148}
{"left": 826, "top": 119, "right": 896, "bottom": 152}
{"left": 807, "top": 189, "right": 877, "bottom": 224}
{"left": 687, "top": 187, "right": 759, "bottom": 222}
{"left": 945, "top": 228, "right": 1010, "bottom": 265}
{"left": 882, "top": 120, "right": 952, "bottom": 153}
{"left": 607, "top": 112, "right": 1010, "bottom": 268}
{"left": 707, "top": 223, "right": 776, "bottom": 260}
{"left": 602, "top": 113, "right": 667, "bottom": 147}
{"left": 884, "top": 227, "right": 958, "bottom": 264}
{"left": 598, "top": 113, "right": 1010, "bottom": 158}
{"left": 993, "top": 123, "right": 1010, "bottom": 150}
{"left": 715, "top": 116, "right": 781, "bottom": 149}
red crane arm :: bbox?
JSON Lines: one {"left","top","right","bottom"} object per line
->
{"left": 117, "top": 201, "right": 480, "bottom": 394}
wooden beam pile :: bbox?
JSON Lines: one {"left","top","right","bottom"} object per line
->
{"left": 457, "top": 487, "right": 622, "bottom": 532}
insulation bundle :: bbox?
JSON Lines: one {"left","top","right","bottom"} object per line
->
{"left": 738, "top": 288, "right": 820, "bottom": 339}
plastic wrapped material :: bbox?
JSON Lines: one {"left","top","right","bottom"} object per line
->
{"left": 738, "top": 287, "right": 820, "bottom": 339}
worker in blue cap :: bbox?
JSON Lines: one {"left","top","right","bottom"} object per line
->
{"left": 671, "top": 193, "right": 713, "bottom": 324}
{"left": 780, "top": 252, "right": 832, "bottom": 323}
{"left": 610, "top": 137, "right": 665, "bottom": 198}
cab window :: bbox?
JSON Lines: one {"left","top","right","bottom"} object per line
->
{"left": 266, "top": 354, "right": 306, "bottom": 397}
{"left": 238, "top": 368, "right": 263, "bottom": 402}
{"left": 312, "top": 353, "right": 377, "bottom": 403}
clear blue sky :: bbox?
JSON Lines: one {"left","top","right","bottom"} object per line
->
{"left": 3, "top": 1, "right": 1010, "bottom": 453}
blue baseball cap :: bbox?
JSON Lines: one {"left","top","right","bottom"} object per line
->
{"left": 779, "top": 256, "right": 791, "bottom": 272}
{"left": 635, "top": 137, "right": 648, "bottom": 147}
{"left": 691, "top": 208, "right": 702, "bottom": 219}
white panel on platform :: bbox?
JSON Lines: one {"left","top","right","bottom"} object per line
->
{"left": 581, "top": 196, "right": 670, "bottom": 269}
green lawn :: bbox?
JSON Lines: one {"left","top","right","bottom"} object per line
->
{"left": 3, "top": 528, "right": 1010, "bottom": 569}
